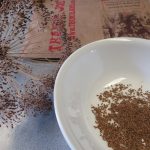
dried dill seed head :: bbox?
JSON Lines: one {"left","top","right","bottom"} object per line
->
{"left": 92, "top": 84, "right": 150, "bottom": 150}
{"left": 0, "top": 0, "right": 80, "bottom": 128}
{"left": 0, "top": 0, "right": 55, "bottom": 128}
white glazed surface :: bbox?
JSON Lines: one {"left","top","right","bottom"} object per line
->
{"left": 54, "top": 38, "right": 150, "bottom": 150}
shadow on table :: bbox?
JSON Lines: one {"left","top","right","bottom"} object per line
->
{"left": 10, "top": 110, "right": 70, "bottom": 150}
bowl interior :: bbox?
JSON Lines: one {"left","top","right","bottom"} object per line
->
{"left": 54, "top": 38, "right": 150, "bottom": 150}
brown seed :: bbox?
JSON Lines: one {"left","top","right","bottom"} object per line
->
{"left": 92, "top": 84, "right": 150, "bottom": 150}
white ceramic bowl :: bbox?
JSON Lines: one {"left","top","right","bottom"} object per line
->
{"left": 54, "top": 38, "right": 150, "bottom": 150}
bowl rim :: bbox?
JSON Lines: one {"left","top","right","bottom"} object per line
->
{"left": 54, "top": 37, "right": 149, "bottom": 150}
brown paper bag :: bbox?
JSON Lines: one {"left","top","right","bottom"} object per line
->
{"left": 20, "top": 0, "right": 150, "bottom": 59}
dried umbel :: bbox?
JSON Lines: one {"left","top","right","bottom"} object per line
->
{"left": 0, "top": 0, "right": 54, "bottom": 128}
{"left": 0, "top": 0, "right": 81, "bottom": 128}
{"left": 92, "top": 84, "right": 150, "bottom": 150}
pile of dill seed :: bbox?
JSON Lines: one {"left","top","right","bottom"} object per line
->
{"left": 92, "top": 84, "right": 150, "bottom": 150}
